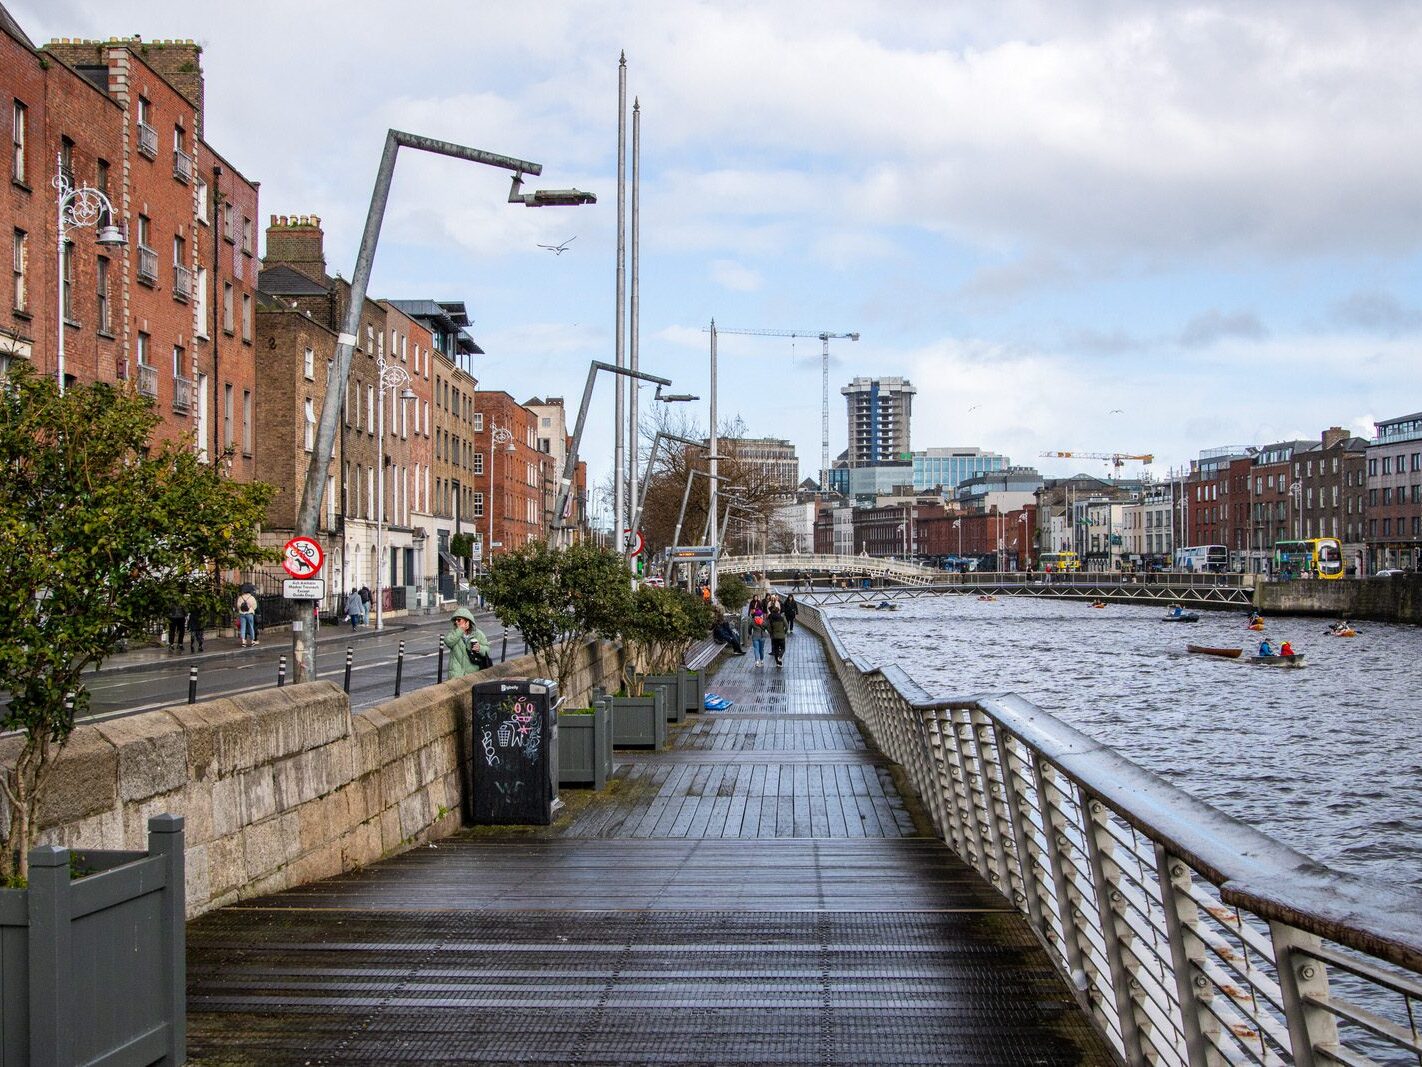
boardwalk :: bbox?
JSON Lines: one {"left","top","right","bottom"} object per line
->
{"left": 186, "top": 630, "right": 1110, "bottom": 1065}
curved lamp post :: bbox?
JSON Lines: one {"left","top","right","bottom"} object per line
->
{"left": 374, "top": 356, "right": 416, "bottom": 630}
{"left": 54, "top": 155, "right": 125, "bottom": 393}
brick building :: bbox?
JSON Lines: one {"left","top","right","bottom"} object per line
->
{"left": 1366, "top": 411, "right": 1422, "bottom": 572}
{"left": 474, "top": 390, "right": 552, "bottom": 561}
{"left": 525, "top": 395, "right": 588, "bottom": 542}
{"left": 1292, "top": 428, "right": 1369, "bottom": 575}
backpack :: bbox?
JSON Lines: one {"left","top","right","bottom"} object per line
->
{"left": 752, "top": 611, "right": 765, "bottom": 627}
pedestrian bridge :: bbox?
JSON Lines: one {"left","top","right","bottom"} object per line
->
{"left": 721, "top": 552, "right": 1257, "bottom": 607}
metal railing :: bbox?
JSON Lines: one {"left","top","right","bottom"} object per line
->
{"left": 136, "top": 246, "right": 158, "bottom": 284}
{"left": 172, "top": 148, "right": 193, "bottom": 183}
{"left": 136, "top": 121, "right": 158, "bottom": 159}
{"left": 135, "top": 362, "right": 158, "bottom": 399}
{"left": 171, "top": 374, "right": 192, "bottom": 413}
{"left": 800, "top": 602, "right": 1422, "bottom": 1066}
{"left": 173, "top": 263, "right": 193, "bottom": 301}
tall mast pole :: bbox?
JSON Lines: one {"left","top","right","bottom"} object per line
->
{"left": 708, "top": 320, "right": 719, "bottom": 598}
{"left": 628, "top": 96, "right": 640, "bottom": 566}
{"left": 614, "top": 52, "right": 627, "bottom": 553}
{"left": 821, "top": 334, "right": 830, "bottom": 493}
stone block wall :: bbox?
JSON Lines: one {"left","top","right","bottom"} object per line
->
{"left": 1255, "top": 574, "right": 1422, "bottom": 623}
{"left": 5, "top": 637, "right": 624, "bottom": 916}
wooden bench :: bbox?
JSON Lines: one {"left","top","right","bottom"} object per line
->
{"left": 683, "top": 638, "right": 723, "bottom": 671}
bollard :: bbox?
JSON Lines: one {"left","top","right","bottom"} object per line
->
{"left": 343, "top": 645, "right": 354, "bottom": 694}
{"left": 277, "top": 655, "right": 286, "bottom": 687}
{"left": 501, "top": 631, "right": 508, "bottom": 663}
{"left": 188, "top": 665, "right": 198, "bottom": 704}
{"left": 436, "top": 642, "right": 444, "bottom": 684}
{"left": 394, "top": 640, "right": 405, "bottom": 697}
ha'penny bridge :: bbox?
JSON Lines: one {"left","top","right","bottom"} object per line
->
{"left": 181, "top": 592, "right": 1421, "bottom": 1064}
{"left": 719, "top": 551, "right": 1257, "bottom": 607}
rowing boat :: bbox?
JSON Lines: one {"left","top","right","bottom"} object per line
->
{"left": 1248, "top": 654, "right": 1307, "bottom": 668}
{"left": 1161, "top": 612, "right": 1200, "bottom": 623}
{"left": 1187, "top": 645, "right": 1242, "bottom": 659}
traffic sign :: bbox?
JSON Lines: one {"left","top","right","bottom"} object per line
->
{"left": 282, "top": 578, "right": 326, "bottom": 600}
{"left": 623, "top": 529, "right": 645, "bottom": 557}
{"left": 669, "top": 545, "right": 718, "bottom": 560}
{"left": 282, "top": 535, "right": 324, "bottom": 579}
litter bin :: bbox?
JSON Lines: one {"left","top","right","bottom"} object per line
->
{"left": 469, "top": 677, "right": 561, "bottom": 825}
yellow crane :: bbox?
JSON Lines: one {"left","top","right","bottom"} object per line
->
{"left": 1040, "top": 451, "right": 1154, "bottom": 477}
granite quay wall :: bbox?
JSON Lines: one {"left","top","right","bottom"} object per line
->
{"left": 1256, "top": 575, "right": 1422, "bottom": 623}
{"left": 3, "top": 637, "right": 624, "bottom": 917}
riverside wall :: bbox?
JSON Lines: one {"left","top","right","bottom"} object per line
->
{"left": 1255, "top": 575, "right": 1422, "bottom": 623}
{"left": 2, "top": 638, "right": 623, "bottom": 917}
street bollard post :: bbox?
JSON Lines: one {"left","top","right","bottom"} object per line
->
{"left": 277, "top": 655, "right": 286, "bottom": 688}
{"left": 343, "top": 646, "right": 354, "bottom": 694}
{"left": 187, "top": 665, "right": 197, "bottom": 705}
{"left": 436, "top": 642, "right": 444, "bottom": 684}
{"left": 394, "top": 640, "right": 405, "bottom": 697}
{"left": 501, "top": 631, "right": 508, "bottom": 662}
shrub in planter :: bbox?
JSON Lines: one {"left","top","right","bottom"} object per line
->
{"left": 610, "top": 687, "right": 666, "bottom": 749}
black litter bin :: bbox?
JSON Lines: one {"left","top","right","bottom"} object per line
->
{"left": 468, "top": 677, "right": 561, "bottom": 825}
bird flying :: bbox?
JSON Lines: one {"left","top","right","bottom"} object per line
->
{"left": 538, "top": 236, "right": 577, "bottom": 255}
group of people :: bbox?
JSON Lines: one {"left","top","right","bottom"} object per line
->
{"left": 344, "top": 586, "right": 373, "bottom": 631}
{"left": 747, "top": 592, "right": 798, "bottom": 668}
{"left": 165, "top": 601, "right": 210, "bottom": 653}
{"left": 1258, "top": 638, "right": 1297, "bottom": 657}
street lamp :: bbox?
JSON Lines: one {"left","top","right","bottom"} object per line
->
{"left": 487, "top": 421, "right": 514, "bottom": 567}
{"left": 54, "top": 154, "right": 124, "bottom": 393}
{"left": 629, "top": 429, "right": 703, "bottom": 538}
{"left": 374, "top": 356, "right": 416, "bottom": 631}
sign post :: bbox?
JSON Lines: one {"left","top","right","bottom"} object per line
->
{"left": 282, "top": 536, "right": 325, "bottom": 683}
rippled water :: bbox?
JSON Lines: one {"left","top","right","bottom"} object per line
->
{"left": 825, "top": 596, "right": 1422, "bottom": 889}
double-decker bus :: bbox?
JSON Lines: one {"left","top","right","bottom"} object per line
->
{"left": 1038, "top": 551, "right": 1081, "bottom": 572}
{"left": 1273, "top": 538, "right": 1343, "bottom": 579}
{"left": 1174, "top": 545, "right": 1229, "bottom": 573}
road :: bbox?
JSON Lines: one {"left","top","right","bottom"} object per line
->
{"left": 79, "top": 612, "right": 525, "bottom": 723}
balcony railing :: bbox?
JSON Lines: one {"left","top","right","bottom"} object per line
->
{"left": 173, "top": 264, "right": 193, "bottom": 302}
{"left": 136, "top": 363, "right": 158, "bottom": 399}
{"left": 137, "top": 246, "right": 158, "bottom": 285}
{"left": 172, "top": 374, "right": 192, "bottom": 413}
{"left": 136, "top": 121, "right": 158, "bottom": 159}
{"left": 172, "top": 149, "right": 193, "bottom": 184}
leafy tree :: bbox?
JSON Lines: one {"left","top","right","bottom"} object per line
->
{"left": 716, "top": 577, "right": 750, "bottom": 613}
{"left": 0, "top": 366, "right": 276, "bottom": 882}
{"left": 475, "top": 540, "right": 632, "bottom": 698}
{"left": 620, "top": 586, "right": 716, "bottom": 691}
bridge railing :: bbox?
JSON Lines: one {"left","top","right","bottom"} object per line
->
{"left": 799, "top": 602, "right": 1422, "bottom": 1066}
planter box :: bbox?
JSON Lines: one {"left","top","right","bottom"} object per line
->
{"left": 680, "top": 668, "right": 705, "bottom": 716}
{"left": 611, "top": 690, "right": 666, "bottom": 749}
{"left": 558, "top": 704, "right": 613, "bottom": 789}
{"left": 643, "top": 674, "right": 684, "bottom": 724}
{"left": 1, "top": 814, "right": 186, "bottom": 1066}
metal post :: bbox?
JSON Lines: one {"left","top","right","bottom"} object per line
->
{"left": 501, "top": 630, "right": 509, "bottom": 662}
{"left": 343, "top": 646, "right": 354, "bottom": 694}
{"left": 436, "top": 641, "right": 444, "bottom": 684}
{"left": 394, "top": 640, "right": 405, "bottom": 696}
{"left": 708, "top": 320, "right": 719, "bottom": 596}
{"left": 614, "top": 53, "right": 628, "bottom": 554}
{"left": 55, "top": 161, "right": 66, "bottom": 394}
{"left": 628, "top": 95, "right": 641, "bottom": 569}
{"left": 376, "top": 366, "right": 385, "bottom": 631}
{"left": 187, "top": 665, "right": 198, "bottom": 705}
{"left": 277, "top": 655, "right": 286, "bottom": 688}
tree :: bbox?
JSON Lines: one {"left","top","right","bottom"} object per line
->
{"left": 0, "top": 366, "right": 276, "bottom": 882}
{"left": 475, "top": 540, "right": 632, "bottom": 699}
{"left": 620, "top": 586, "right": 715, "bottom": 692}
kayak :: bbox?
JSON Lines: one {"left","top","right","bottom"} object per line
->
{"left": 977, "top": 595, "right": 997, "bottom": 602}
{"left": 1248, "top": 654, "right": 1306, "bottom": 668}
{"left": 858, "top": 601, "right": 900, "bottom": 611}
{"left": 1187, "top": 645, "right": 1242, "bottom": 658}
{"left": 1327, "top": 628, "right": 1357, "bottom": 637}
{"left": 1248, "top": 622, "right": 1265, "bottom": 631}
{"left": 1161, "top": 612, "right": 1200, "bottom": 623}
{"left": 1090, "top": 602, "right": 1107, "bottom": 609}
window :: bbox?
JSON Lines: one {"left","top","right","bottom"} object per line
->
{"left": 172, "top": 344, "right": 185, "bottom": 378}
{"left": 195, "top": 177, "right": 209, "bottom": 223}
{"left": 366, "top": 385, "right": 374, "bottom": 433}
{"left": 304, "top": 399, "right": 316, "bottom": 452}
{"left": 137, "top": 331, "right": 150, "bottom": 365}
{"left": 11, "top": 229, "right": 25, "bottom": 312}
{"left": 473, "top": 412, "right": 484, "bottom": 431}
{"left": 193, "top": 267, "right": 207, "bottom": 336}
{"left": 1383, "top": 456, "right": 1392, "bottom": 475}
{"left": 11, "top": 101, "right": 26, "bottom": 184}
{"left": 61, "top": 241, "right": 74, "bottom": 320}
{"left": 1368, "top": 458, "right": 1377, "bottom": 477}
{"left": 222, "top": 202, "right": 234, "bottom": 242}
{"left": 303, "top": 346, "right": 314, "bottom": 380}
{"left": 223, "top": 384, "right": 233, "bottom": 450}
{"left": 222, "top": 282, "right": 233, "bottom": 332}
{"left": 241, "top": 293, "right": 252, "bottom": 341}
{"left": 472, "top": 492, "right": 485, "bottom": 518}
{"left": 242, "top": 390, "right": 252, "bottom": 455}
{"left": 96, "top": 256, "right": 110, "bottom": 332}
{"left": 1383, "top": 487, "right": 1393, "bottom": 505}
{"left": 473, "top": 452, "right": 484, "bottom": 475}
{"left": 241, "top": 216, "right": 253, "bottom": 255}
{"left": 136, "top": 98, "right": 156, "bottom": 158}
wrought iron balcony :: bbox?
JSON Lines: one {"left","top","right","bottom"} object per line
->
{"left": 137, "top": 246, "right": 158, "bottom": 285}
{"left": 172, "top": 149, "right": 194, "bottom": 184}
{"left": 173, "top": 264, "right": 193, "bottom": 302}
{"left": 137, "top": 121, "right": 158, "bottom": 160}
{"left": 172, "top": 373, "right": 193, "bottom": 413}
{"left": 136, "top": 362, "right": 158, "bottom": 399}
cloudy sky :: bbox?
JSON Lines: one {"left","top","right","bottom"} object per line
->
{"left": 19, "top": 1, "right": 1422, "bottom": 497}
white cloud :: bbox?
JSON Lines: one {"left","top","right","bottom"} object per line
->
{"left": 709, "top": 259, "right": 762, "bottom": 292}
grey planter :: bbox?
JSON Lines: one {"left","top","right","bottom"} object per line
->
{"left": 680, "top": 668, "right": 705, "bottom": 715}
{"left": 558, "top": 704, "right": 613, "bottom": 789}
{"left": 643, "top": 674, "right": 684, "bottom": 724}
{"left": 611, "top": 690, "right": 666, "bottom": 749}
{"left": 1, "top": 814, "right": 186, "bottom": 1066}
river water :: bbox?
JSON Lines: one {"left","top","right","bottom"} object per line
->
{"left": 824, "top": 596, "right": 1422, "bottom": 890}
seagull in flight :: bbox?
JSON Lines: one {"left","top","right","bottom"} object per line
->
{"left": 538, "top": 236, "right": 577, "bottom": 255}
{"left": 967, "top": 404, "right": 981, "bottom": 412}
{"left": 1108, "top": 408, "right": 1124, "bottom": 414}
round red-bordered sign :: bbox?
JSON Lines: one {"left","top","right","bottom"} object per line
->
{"left": 282, "top": 536, "right": 324, "bottom": 579}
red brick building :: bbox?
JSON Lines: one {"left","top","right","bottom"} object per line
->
{"left": 474, "top": 390, "right": 552, "bottom": 560}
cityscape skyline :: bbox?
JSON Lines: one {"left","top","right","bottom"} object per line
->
{"left": 11, "top": 0, "right": 1422, "bottom": 495}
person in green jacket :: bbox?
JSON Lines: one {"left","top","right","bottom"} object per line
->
{"left": 767, "top": 608, "right": 788, "bottom": 667}
{"left": 443, "top": 606, "right": 490, "bottom": 679}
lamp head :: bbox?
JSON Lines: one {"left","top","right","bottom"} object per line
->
{"left": 96, "top": 224, "right": 126, "bottom": 248}
{"left": 399, "top": 386, "right": 417, "bottom": 403}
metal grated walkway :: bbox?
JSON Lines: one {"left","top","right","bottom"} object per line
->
{"left": 186, "top": 624, "right": 1110, "bottom": 1065}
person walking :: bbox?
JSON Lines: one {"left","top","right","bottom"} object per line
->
{"left": 443, "top": 606, "right": 490, "bottom": 679}
{"left": 768, "top": 607, "right": 788, "bottom": 667}
{"left": 187, "top": 600, "right": 205, "bottom": 653}
{"left": 166, "top": 602, "right": 186, "bottom": 652}
{"left": 749, "top": 607, "right": 768, "bottom": 667}
{"left": 783, "top": 593, "right": 799, "bottom": 633}
{"left": 236, "top": 588, "right": 259, "bottom": 646}
{"left": 345, "top": 587, "right": 364, "bottom": 631}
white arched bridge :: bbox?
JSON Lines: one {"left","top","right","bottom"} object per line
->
{"left": 718, "top": 553, "right": 1257, "bottom": 607}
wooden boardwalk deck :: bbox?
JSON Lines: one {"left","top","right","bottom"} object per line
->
{"left": 186, "top": 627, "right": 1110, "bottom": 1065}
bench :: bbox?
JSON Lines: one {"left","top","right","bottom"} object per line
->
{"left": 684, "top": 638, "right": 723, "bottom": 671}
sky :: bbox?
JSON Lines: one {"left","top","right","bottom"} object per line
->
{"left": 17, "top": 0, "right": 1422, "bottom": 501}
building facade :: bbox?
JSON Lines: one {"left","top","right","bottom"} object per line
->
{"left": 913, "top": 446, "right": 1007, "bottom": 493}
{"left": 841, "top": 376, "right": 915, "bottom": 468}
{"left": 474, "top": 391, "right": 551, "bottom": 562}
{"left": 1366, "top": 411, "right": 1422, "bottom": 572}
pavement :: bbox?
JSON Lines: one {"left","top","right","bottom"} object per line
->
{"left": 87, "top": 604, "right": 506, "bottom": 677}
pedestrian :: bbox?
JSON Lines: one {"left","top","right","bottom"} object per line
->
{"left": 236, "top": 588, "right": 259, "bottom": 646}
{"left": 443, "top": 606, "right": 490, "bottom": 679}
{"left": 783, "top": 593, "right": 799, "bottom": 633}
{"left": 345, "top": 587, "right": 364, "bottom": 631}
{"left": 768, "top": 607, "right": 788, "bottom": 667}
{"left": 749, "top": 607, "right": 768, "bottom": 667}
{"left": 712, "top": 618, "right": 745, "bottom": 655}
{"left": 187, "top": 600, "right": 205, "bottom": 653}
{"left": 359, "top": 585, "right": 372, "bottom": 615}
{"left": 166, "top": 601, "right": 186, "bottom": 651}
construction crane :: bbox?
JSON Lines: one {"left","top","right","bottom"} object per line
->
{"left": 1040, "top": 451, "right": 1154, "bottom": 479}
{"left": 704, "top": 326, "right": 860, "bottom": 493}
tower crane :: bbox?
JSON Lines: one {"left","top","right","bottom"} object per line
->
{"left": 704, "top": 326, "right": 860, "bottom": 493}
{"left": 1040, "top": 451, "right": 1154, "bottom": 478}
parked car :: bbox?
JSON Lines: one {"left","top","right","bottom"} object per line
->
{"left": 645, "top": 575, "right": 665, "bottom": 587}
{"left": 1376, "top": 568, "right": 1406, "bottom": 577}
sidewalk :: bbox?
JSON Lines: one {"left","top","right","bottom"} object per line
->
{"left": 87, "top": 605, "right": 502, "bottom": 677}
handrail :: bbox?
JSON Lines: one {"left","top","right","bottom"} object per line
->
{"left": 801, "top": 601, "right": 1422, "bottom": 1065}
